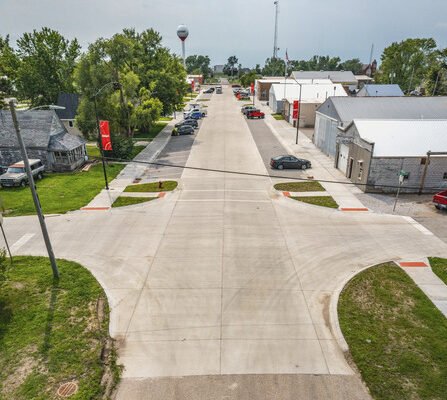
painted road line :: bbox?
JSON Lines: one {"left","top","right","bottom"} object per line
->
{"left": 283, "top": 192, "right": 291, "bottom": 197}
{"left": 401, "top": 216, "right": 434, "bottom": 236}
{"left": 10, "top": 233, "right": 35, "bottom": 254}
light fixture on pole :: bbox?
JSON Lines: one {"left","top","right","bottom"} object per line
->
{"left": 7, "top": 100, "right": 65, "bottom": 279}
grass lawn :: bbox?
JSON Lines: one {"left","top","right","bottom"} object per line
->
{"left": 0, "top": 163, "right": 125, "bottom": 217}
{"left": 196, "top": 99, "right": 210, "bottom": 102}
{"left": 429, "top": 257, "right": 447, "bottom": 285}
{"left": 274, "top": 181, "right": 325, "bottom": 192}
{"left": 0, "top": 256, "right": 120, "bottom": 399}
{"left": 86, "top": 144, "right": 145, "bottom": 160}
{"left": 272, "top": 113, "right": 285, "bottom": 120}
{"left": 158, "top": 116, "right": 173, "bottom": 122}
{"left": 130, "top": 145, "right": 146, "bottom": 159}
{"left": 132, "top": 122, "right": 168, "bottom": 141}
{"left": 112, "top": 196, "right": 156, "bottom": 208}
{"left": 124, "top": 180, "right": 178, "bottom": 193}
{"left": 339, "top": 263, "right": 447, "bottom": 400}
{"left": 291, "top": 196, "right": 338, "bottom": 208}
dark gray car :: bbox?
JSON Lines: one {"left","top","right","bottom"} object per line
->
{"left": 270, "top": 155, "right": 311, "bottom": 170}
{"left": 175, "top": 119, "right": 198, "bottom": 129}
{"left": 173, "top": 125, "right": 195, "bottom": 136}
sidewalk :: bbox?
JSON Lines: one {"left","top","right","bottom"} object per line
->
{"left": 85, "top": 116, "right": 180, "bottom": 208}
{"left": 257, "top": 101, "right": 367, "bottom": 209}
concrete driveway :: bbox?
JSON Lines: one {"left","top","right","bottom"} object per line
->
{"left": 3, "top": 87, "right": 447, "bottom": 400}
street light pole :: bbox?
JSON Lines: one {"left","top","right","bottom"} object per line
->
{"left": 8, "top": 100, "right": 59, "bottom": 279}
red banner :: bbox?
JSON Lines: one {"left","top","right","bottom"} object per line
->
{"left": 292, "top": 100, "right": 300, "bottom": 119}
{"left": 250, "top": 82, "right": 254, "bottom": 94}
{"left": 100, "top": 120, "right": 112, "bottom": 151}
{"left": 191, "top": 80, "right": 195, "bottom": 91}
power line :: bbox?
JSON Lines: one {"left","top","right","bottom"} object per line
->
{"left": 91, "top": 156, "right": 446, "bottom": 192}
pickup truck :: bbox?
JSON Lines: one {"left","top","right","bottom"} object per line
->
{"left": 433, "top": 190, "right": 447, "bottom": 210}
{"left": 246, "top": 110, "right": 265, "bottom": 119}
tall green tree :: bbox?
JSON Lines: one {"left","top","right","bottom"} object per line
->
{"left": 0, "top": 35, "right": 19, "bottom": 102}
{"left": 224, "top": 56, "right": 238, "bottom": 76}
{"left": 339, "top": 58, "right": 362, "bottom": 74}
{"left": 262, "top": 57, "right": 286, "bottom": 76}
{"left": 240, "top": 71, "right": 260, "bottom": 87}
{"left": 375, "top": 38, "right": 437, "bottom": 92}
{"left": 16, "top": 27, "right": 80, "bottom": 106}
{"left": 185, "top": 55, "right": 211, "bottom": 78}
{"left": 425, "top": 48, "right": 447, "bottom": 95}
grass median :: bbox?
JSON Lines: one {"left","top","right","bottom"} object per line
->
{"left": 0, "top": 256, "right": 120, "bottom": 399}
{"left": 0, "top": 163, "right": 125, "bottom": 217}
{"left": 429, "top": 257, "right": 447, "bottom": 285}
{"left": 124, "top": 180, "right": 178, "bottom": 193}
{"left": 112, "top": 196, "right": 156, "bottom": 208}
{"left": 291, "top": 196, "right": 338, "bottom": 209}
{"left": 274, "top": 181, "right": 325, "bottom": 192}
{"left": 339, "top": 262, "right": 447, "bottom": 400}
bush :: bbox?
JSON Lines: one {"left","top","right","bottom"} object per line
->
{"left": 104, "top": 132, "right": 134, "bottom": 160}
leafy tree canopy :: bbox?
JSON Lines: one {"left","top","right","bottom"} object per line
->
{"left": 185, "top": 55, "right": 211, "bottom": 78}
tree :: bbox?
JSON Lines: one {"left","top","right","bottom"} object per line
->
{"left": 375, "top": 38, "right": 437, "bottom": 91}
{"left": 425, "top": 48, "right": 447, "bottom": 96}
{"left": 131, "top": 88, "right": 163, "bottom": 132}
{"left": 224, "top": 56, "right": 238, "bottom": 76}
{"left": 185, "top": 55, "right": 212, "bottom": 79}
{"left": 15, "top": 27, "right": 80, "bottom": 106}
{"left": 262, "top": 57, "right": 286, "bottom": 76}
{"left": 0, "top": 35, "right": 19, "bottom": 101}
{"left": 240, "top": 71, "right": 260, "bottom": 87}
{"left": 339, "top": 58, "right": 362, "bottom": 74}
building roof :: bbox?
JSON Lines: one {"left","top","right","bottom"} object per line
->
{"left": 271, "top": 83, "right": 347, "bottom": 103}
{"left": 357, "top": 84, "right": 404, "bottom": 97}
{"left": 317, "top": 96, "right": 447, "bottom": 123}
{"left": 291, "top": 71, "right": 357, "bottom": 84}
{"left": 55, "top": 93, "right": 80, "bottom": 120}
{"left": 0, "top": 110, "right": 85, "bottom": 151}
{"left": 351, "top": 119, "right": 447, "bottom": 157}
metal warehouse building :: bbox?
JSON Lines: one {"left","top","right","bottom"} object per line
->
{"left": 338, "top": 119, "right": 447, "bottom": 193}
{"left": 314, "top": 97, "right": 447, "bottom": 159}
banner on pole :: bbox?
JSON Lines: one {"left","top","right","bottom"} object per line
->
{"left": 191, "top": 80, "right": 195, "bottom": 91}
{"left": 100, "top": 120, "right": 112, "bottom": 151}
{"left": 250, "top": 83, "right": 254, "bottom": 95}
{"left": 292, "top": 100, "right": 300, "bottom": 119}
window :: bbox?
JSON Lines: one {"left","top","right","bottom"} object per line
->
{"left": 443, "top": 172, "right": 447, "bottom": 180}
{"left": 68, "top": 120, "right": 74, "bottom": 127}
{"left": 421, "top": 157, "right": 427, "bottom": 165}
{"left": 357, "top": 161, "right": 363, "bottom": 180}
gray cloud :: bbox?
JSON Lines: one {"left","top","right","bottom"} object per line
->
{"left": 1, "top": 0, "right": 447, "bottom": 67}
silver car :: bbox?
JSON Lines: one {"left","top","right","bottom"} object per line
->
{"left": 0, "top": 159, "right": 45, "bottom": 187}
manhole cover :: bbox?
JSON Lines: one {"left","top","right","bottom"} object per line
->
{"left": 57, "top": 381, "right": 78, "bottom": 398}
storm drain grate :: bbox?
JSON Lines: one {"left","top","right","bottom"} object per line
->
{"left": 57, "top": 381, "right": 78, "bottom": 398}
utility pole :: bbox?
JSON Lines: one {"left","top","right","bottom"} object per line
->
{"left": 8, "top": 100, "right": 59, "bottom": 279}
{"left": 273, "top": 1, "right": 279, "bottom": 59}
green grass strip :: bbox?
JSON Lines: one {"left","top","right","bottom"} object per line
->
{"left": 274, "top": 181, "right": 325, "bottom": 192}
{"left": 124, "top": 181, "right": 178, "bottom": 193}
{"left": 339, "top": 263, "right": 447, "bottom": 400}
{"left": 429, "top": 257, "right": 447, "bottom": 285}
{"left": 112, "top": 196, "right": 156, "bottom": 208}
{"left": 272, "top": 113, "right": 285, "bottom": 120}
{"left": 0, "top": 256, "right": 119, "bottom": 398}
{"left": 291, "top": 196, "right": 338, "bottom": 208}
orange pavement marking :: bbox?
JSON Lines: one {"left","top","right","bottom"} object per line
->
{"left": 399, "top": 262, "right": 428, "bottom": 267}
{"left": 340, "top": 207, "right": 369, "bottom": 212}
{"left": 283, "top": 192, "right": 291, "bottom": 197}
{"left": 80, "top": 207, "right": 110, "bottom": 211}
{"left": 158, "top": 192, "right": 166, "bottom": 198}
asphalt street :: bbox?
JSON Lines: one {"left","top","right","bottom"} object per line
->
{"left": 3, "top": 86, "right": 447, "bottom": 400}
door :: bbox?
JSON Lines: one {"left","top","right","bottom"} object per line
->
{"left": 347, "top": 158, "right": 354, "bottom": 179}
{"left": 338, "top": 144, "right": 349, "bottom": 175}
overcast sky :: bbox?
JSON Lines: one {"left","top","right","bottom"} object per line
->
{"left": 2, "top": 0, "right": 447, "bottom": 67}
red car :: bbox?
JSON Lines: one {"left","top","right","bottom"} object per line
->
{"left": 433, "top": 190, "right": 447, "bottom": 211}
{"left": 247, "top": 110, "right": 265, "bottom": 119}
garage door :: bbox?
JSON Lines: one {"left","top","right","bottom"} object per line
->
{"left": 337, "top": 144, "right": 349, "bottom": 175}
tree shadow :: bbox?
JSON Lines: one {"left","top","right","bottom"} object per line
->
{"left": 0, "top": 299, "right": 13, "bottom": 346}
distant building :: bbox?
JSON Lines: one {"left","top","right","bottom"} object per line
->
{"left": 0, "top": 110, "right": 86, "bottom": 172}
{"left": 314, "top": 96, "right": 447, "bottom": 160}
{"left": 357, "top": 84, "right": 404, "bottom": 97}
{"left": 291, "top": 71, "right": 358, "bottom": 92}
{"left": 361, "top": 60, "right": 378, "bottom": 77}
{"left": 55, "top": 93, "right": 82, "bottom": 137}
{"left": 213, "top": 65, "right": 225, "bottom": 74}
{"left": 338, "top": 119, "right": 447, "bottom": 193}
{"left": 269, "top": 83, "right": 347, "bottom": 126}
{"left": 187, "top": 75, "right": 203, "bottom": 85}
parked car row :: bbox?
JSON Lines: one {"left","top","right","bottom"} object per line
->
{"left": 173, "top": 103, "right": 207, "bottom": 136}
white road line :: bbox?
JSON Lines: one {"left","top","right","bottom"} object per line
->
{"left": 10, "top": 233, "right": 35, "bottom": 253}
{"left": 401, "top": 216, "right": 433, "bottom": 236}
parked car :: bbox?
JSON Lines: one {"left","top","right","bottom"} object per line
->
{"left": 172, "top": 125, "right": 195, "bottom": 136}
{"left": 433, "top": 190, "right": 447, "bottom": 211}
{"left": 0, "top": 159, "right": 45, "bottom": 187}
{"left": 241, "top": 105, "right": 257, "bottom": 114}
{"left": 270, "top": 155, "right": 311, "bottom": 170}
{"left": 203, "top": 88, "right": 214, "bottom": 94}
{"left": 247, "top": 110, "right": 265, "bottom": 119}
{"left": 216, "top": 86, "right": 222, "bottom": 94}
{"left": 175, "top": 119, "right": 198, "bottom": 129}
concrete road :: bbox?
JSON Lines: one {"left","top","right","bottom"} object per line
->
{"left": 3, "top": 85, "right": 447, "bottom": 400}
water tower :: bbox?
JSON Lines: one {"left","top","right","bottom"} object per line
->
{"left": 177, "top": 25, "right": 189, "bottom": 68}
